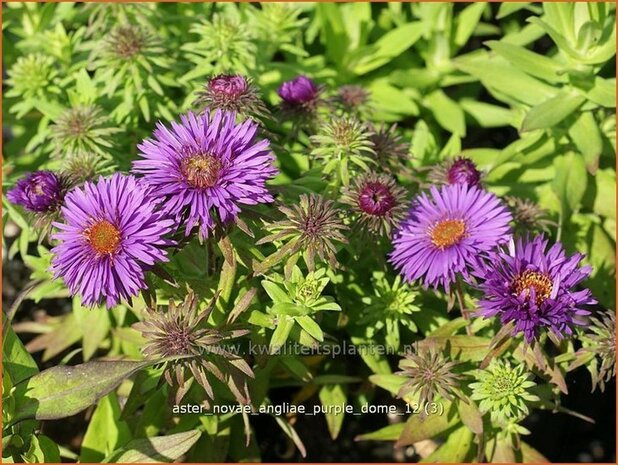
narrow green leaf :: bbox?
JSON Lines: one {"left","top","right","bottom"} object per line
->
{"left": 295, "top": 316, "right": 324, "bottom": 342}
{"left": 12, "top": 359, "right": 155, "bottom": 422}
{"left": 569, "top": 111, "right": 602, "bottom": 174}
{"left": 396, "top": 400, "right": 458, "bottom": 446}
{"left": 103, "top": 430, "right": 201, "bottom": 463}
{"left": 3, "top": 322, "right": 38, "bottom": 385}
{"left": 269, "top": 317, "right": 295, "bottom": 352}
{"left": 486, "top": 40, "right": 566, "bottom": 84}
{"left": 457, "top": 397, "right": 483, "bottom": 435}
{"left": 552, "top": 152, "right": 588, "bottom": 215}
{"left": 420, "top": 426, "right": 474, "bottom": 462}
{"left": 80, "top": 393, "right": 132, "bottom": 462}
{"left": 425, "top": 90, "right": 466, "bottom": 136}
{"left": 355, "top": 423, "right": 405, "bottom": 441}
{"left": 319, "top": 384, "right": 347, "bottom": 440}
{"left": 521, "top": 89, "right": 586, "bottom": 132}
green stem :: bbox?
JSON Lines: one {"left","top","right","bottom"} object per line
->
{"left": 455, "top": 279, "right": 473, "bottom": 335}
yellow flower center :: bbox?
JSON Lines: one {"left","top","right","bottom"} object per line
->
{"left": 430, "top": 219, "right": 466, "bottom": 250}
{"left": 85, "top": 220, "right": 121, "bottom": 255}
{"left": 512, "top": 270, "right": 553, "bottom": 305}
{"left": 180, "top": 154, "right": 222, "bottom": 189}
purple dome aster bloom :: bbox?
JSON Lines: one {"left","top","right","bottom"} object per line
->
{"left": 476, "top": 236, "right": 596, "bottom": 342}
{"left": 278, "top": 75, "right": 319, "bottom": 105}
{"left": 133, "top": 110, "right": 277, "bottom": 239}
{"left": 389, "top": 184, "right": 512, "bottom": 291}
{"left": 51, "top": 174, "right": 174, "bottom": 308}
{"left": 447, "top": 157, "right": 482, "bottom": 186}
{"left": 7, "top": 171, "right": 63, "bottom": 212}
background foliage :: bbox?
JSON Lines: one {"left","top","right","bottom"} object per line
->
{"left": 2, "top": 2, "right": 616, "bottom": 463}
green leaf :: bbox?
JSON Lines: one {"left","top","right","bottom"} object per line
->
{"left": 486, "top": 40, "right": 566, "bottom": 84}
{"left": 295, "top": 316, "right": 324, "bottom": 342}
{"left": 355, "top": 423, "right": 405, "bottom": 441}
{"left": 454, "top": 3, "right": 487, "bottom": 47}
{"left": 369, "top": 374, "right": 405, "bottom": 395}
{"left": 593, "top": 169, "right": 616, "bottom": 219}
{"left": 103, "top": 430, "right": 201, "bottom": 463}
{"left": 569, "top": 111, "right": 603, "bottom": 174}
{"left": 3, "top": 322, "right": 38, "bottom": 385}
{"left": 351, "top": 22, "right": 423, "bottom": 75}
{"left": 319, "top": 384, "right": 347, "bottom": 440}
{"left": 81, "top": 393, "right": 132, "bottom": 462}
{"left": 455, "top": 54, "right": 557, "bottom": 106}
{"left": 457, "top": 397, "right": 483, "bottom": 435}
{"left": 425, "top": 89, "right": 466, "bottom": 136}
{"left": 417, "top": 336, "right": 492, "bottom": 362}
{"left": 12, "top": 359, "right": 155, "bottom": 422}
{"left": 269, "top": 317, "right": 295, "bottom": 352}
{"left": 396, "top": 400, "right": 458, "bottom": 446}
{"left": 552, "top": 152, "right": 588, "bottom": 215}
{"left": 420, "top": 426, "right": 474, "bottom": 462}
{"left": 521, "top": 89, "right": 586, "bottom": 132}
{"left": 586, "top": 77, "right": 616, "bottom": 108}
{"left": 73, "top": 298, "right": 111, "bottom": 361}
{"left": 261, "top": 280, "right": 291, "bottom": 304}
{"left": 518, "top": 441, "right": 550, "bottom": 462}
{"left": 21, "top": 435, "right": 61, "bottom": 463}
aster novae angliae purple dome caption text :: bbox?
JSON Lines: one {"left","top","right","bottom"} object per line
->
{"left": 389, "top": 184, "right": 512, "bottom": 291}
{"left": 476, "top": 235, "right": 596, "bottom": 342}
{"left": 133, "top": 110, "right": 278, "bottom": 239}
{"left": 51, "top": 173, "right": 174, "bottom": 308}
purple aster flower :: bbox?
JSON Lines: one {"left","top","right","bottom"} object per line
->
{"left": 51, "top": 173, "right": 174, "bottom": 308}
{"left": 133, "top": 110, "right": 277, "bottom": 239}
{"left": 476, "top": 236, "right": 596, "bottom": 342}
{"left": 389, "top": 184, "right": 512, "bottom": 291}
{"left": 278, "top": 75, "right": 319, "bottom": 105}
{"left": 7, "top": 171, "right": 64, "bottom": 212}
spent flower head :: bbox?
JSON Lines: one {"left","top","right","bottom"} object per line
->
{"left": 506, "top": 196, "right": 557, "bottom": 233}
{"left": 134, "top": 292, "right": 254, "bottom": 406}
{"left": 50, "top": 105, "right": 120, "bottom": 159}
{"left": 194, "top": 74, "right": 270, "bottom": 121}
{"left": 397, "top": 346, "right": 464, "bottom": 407}
{"left": 332, "top": 85, "right": 372, "bottom": 117}
{"left": 310, "top": 117, "right": 375, "bottom": 185}
{"left": 367, "top": 123, "right": 410, "bottom": 174}
{"left": 580, "top": 310, "right": 616, "bottom": 392}
{"left": 341, "top": 172, "right": 407, "bottom": 237}
{"left": 470, "top": 359, "right": 539, "bottom": 425}
{"left": 258, "top": 194, "right": 348, "bottom": 271}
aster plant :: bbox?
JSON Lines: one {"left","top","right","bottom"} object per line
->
{"left": 2, "top": 3, "right": 614, "bottom": 462}
{"left": 133, "top": 110, "right": 277, "bottom": 240}
{"left": 470, "top": 359, "right": 539, "bottom": 425}
{"left": 341, "top": 172, "right": 407, "bottom": 238}
{"left": 257, "top": 193, "right": 348, "bottom": 271}
{"left": 51, "top": 173, "right": 174, "bottom": 308}
{"left": 133, "top": 292, "right": 254, "bottom": 406}
{"left": 476, "top": 235, "right": 596, "bottom": 342}
{"left": 310, "top": 116, "right": 375, "bottom": 186}
{"left": 396, "top": 346, "right": 465, "bottom": 407}
{"left": 389, "top": 183, "right": 512, "bottom": 292}
{"left": 194, "top": 74, "right": 270, "bottom": 121}
{"left": 357, "top": 272, "right": 420, "bottom": 351}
